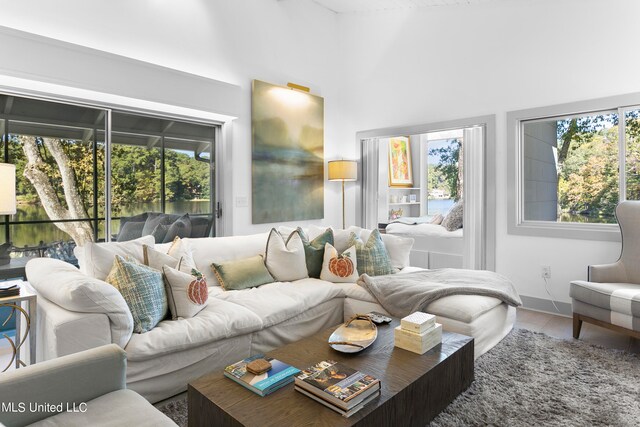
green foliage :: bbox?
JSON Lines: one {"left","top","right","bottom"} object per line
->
{"left": 554, "top": 111, "right": 640, "bottom": 219}
{"left": 428, "top": 139, "right": 462, "bottom": 200}
{"left": 8, "top": 137, "right": 211, "bottom": 218}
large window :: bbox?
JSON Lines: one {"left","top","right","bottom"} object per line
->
{"left": 1, "top": 94, "right": 217, "bottom": 260}
{"left": 508, "top": 94, "right": 640, "bottom": 240}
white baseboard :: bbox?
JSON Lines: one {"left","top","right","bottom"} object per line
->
{"left": 520, "top": 295, "right": 572, "bottom": 317}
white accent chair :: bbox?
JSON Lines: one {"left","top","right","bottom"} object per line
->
{"left": 570, "top": 201, "right": 640, "bottom": 339}
{"left": 0, "top": 344, "right": 176, "bottom": 427}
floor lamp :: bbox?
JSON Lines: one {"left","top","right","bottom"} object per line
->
{"left": 0, "top": 163, "right": 16, "bottom": 265}
{"left": 328, "top": 160, "right": 357, "bottom": 229}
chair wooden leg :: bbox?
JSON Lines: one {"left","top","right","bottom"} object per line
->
{"left": 573, "top": 314, "right": 583, "bottom": 339}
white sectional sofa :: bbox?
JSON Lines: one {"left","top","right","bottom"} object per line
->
{"left": 26, "top": 228, "right": 515, "bottom": 404}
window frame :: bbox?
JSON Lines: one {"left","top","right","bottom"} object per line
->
{"left": 0, "top": 91, "right": 222, "bottom": 248}
{"left": 507, "top": 92, "right": 640, "bottom": 242}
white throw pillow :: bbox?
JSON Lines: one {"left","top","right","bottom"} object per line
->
{"left": 167, "top": 237, "right": 196, "bottom": 269}
{"left": 320, "top": 243, "right": 359, "bottom": 283}
{"left": 265, "top": 229, "right": 308, "bottom": 281}
{"left": 308, "top": 225, "right": 363, "bottom": 253}
{"left": 360, "top": 229, "right": 414, "bottom": 270}
{"left": 162, "top": 265, "right": 209, "bottom": 319}
{"left": 81, "top": 235, "right": 155, "bottom": 281}
{"left": 142, "top": 244, "right": 196, "bottom": 274}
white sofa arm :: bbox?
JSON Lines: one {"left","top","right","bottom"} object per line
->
{"left": 37, "top": 295, "right": 111, "bottom": 361}
{"left": 26, "top": 258, "right": 134, "bottom": 348}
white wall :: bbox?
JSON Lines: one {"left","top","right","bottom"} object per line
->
{"left": 3, "top": 0, "right": 638, "bottom": 306}
{"left": 0, "top": 0, "right": 350, "bottom": 236}
{"left": 338, "top": 0, "right": 640, "bottom": 304}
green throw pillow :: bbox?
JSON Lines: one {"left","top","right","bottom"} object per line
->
{"left": 106, "top": 255, "right": 168, "bottom": 333}
{"left": 212, "top": 255, "right": 274, "bottom": 291}
{"left": 347, "top": 229, "right": 395, "bottom": 276}
{"left": 294, "top": 227, "right": 334, "bottom": 278}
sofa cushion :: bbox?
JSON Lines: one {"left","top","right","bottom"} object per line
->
{"left": 212, "top": 255, "right": 274, "bottom": 291}
{"left": 348, "top": 229, "right": 394, "bottom": 276}
{"left": 124, "top": 297, "right": 262, "bottom": 361}
{"left": 186, "top": 233, "right": 269, "bottom": 286}
{"left": 570, "top": 280, "right": 640, "bottom": 316}
{"left": 299, "top": 227, "right": 334, "bottom": 278}
{"left": 151, "top": 223, "right": 171, "bottom": 243}
{"left": 265, "top": 229, "right": 308, "bottom": 282}
{"left": 360, "top": 230, "right": 414, "bottom": 270}
{"left": 162, "top": 213, "right": 192, "bottom": 243}
{"left": 142, "top": 244, "right": 196, "bottom": 275}
{"left": 26, "top": 258, "right": 134, "bottom": 348}
{"left": 162, "top": 265, "right": 209, "bottom": 319}
{"left": 142, "top": 213, "right": 178, "bottom": 237}
{"left": 319, "top": 243, "right": 359, "bottom": 283}
{"left": 106, "top": 256, "right": 168, "bottom": 333}
{"left": 116, "top": 221, "right": 145, "bottom": 242}
{"left": 308, "top": 225, "right": 363, "bottom": 253}
{"left": 442, "top": 200, "right": 464, "bottom": 231}
{"left": 215, "top": 278, "right": 345, "bottom": 328}
{"left": 28, "top": 389, "right": 177, "bottom": 427}
{"left": 80, "top": 235, "right": 155, "bottom": 281}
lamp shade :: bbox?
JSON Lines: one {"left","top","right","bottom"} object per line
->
{"left": 0, "top": 163, "right": 16, "bottom": 215}
{"left": 328, "top": 160, "right": 357, "bottom": 182}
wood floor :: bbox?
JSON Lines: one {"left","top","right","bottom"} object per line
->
{"left": 516, "top": 308, "right": 640, "bottom": 354}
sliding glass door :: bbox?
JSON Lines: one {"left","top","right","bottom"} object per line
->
{"left": 0, "top": 93, "right": 218, "bottom": 262}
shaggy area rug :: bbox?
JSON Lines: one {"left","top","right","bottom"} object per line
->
{"left": 158, "top": 329, "right": 640, "bottom": 426}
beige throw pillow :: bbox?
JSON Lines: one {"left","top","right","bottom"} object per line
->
{"left": 264, "top": 229, "right": 308, "bottom": 282}
{"left": 82, "top": 235, "right": 155, "bottom": 281}
{"left": 320, "top": 243, "right": 359, "bottom": 283}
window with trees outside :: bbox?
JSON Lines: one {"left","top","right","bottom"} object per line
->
{"left": 426, "top": 133, "right": 463, "bottom": 217}
{"left": 510, "top": 95, "right": 640, "bottom": 240}
{"left": 1, "top": 94, "right": 216, "bottom": 263}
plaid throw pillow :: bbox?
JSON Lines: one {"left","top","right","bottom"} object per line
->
{"left": 106, "top": 255, "right": 168, "bottom": 333}
{"left": 347, "top": 229, "right": 395, "bottom": 276}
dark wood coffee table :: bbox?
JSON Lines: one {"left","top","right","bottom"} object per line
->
{"left": 188, "top": 319, "right": 473, "bottom": 427}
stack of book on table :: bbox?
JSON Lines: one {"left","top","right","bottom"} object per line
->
{"left": 0, "top": 280, "right": 21, "bottom": 298}
{"left": 394, "top": 311, "right": 442, "bottom": 355}
{"left": 224, "top": 354, "right": 300, "bottom": 397}
{"left": 295, "top": 360, "right": 380, "bottom": 417}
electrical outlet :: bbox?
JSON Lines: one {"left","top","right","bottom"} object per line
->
{"left": 541, "top": 265, "right": 551, "bottom": 279}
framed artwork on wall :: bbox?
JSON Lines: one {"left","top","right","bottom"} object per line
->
{"left": 251, "top": 79, "right": 324, "bottom": 224}
{"left": 388, "top": 136, "right": 413, "bottom": 187}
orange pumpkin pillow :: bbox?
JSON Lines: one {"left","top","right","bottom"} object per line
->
{"left": 162, "top": 265, "right": 209, "bottom": 319}
{"left": 319, "top": 243, "right": 359, "bottom": 283}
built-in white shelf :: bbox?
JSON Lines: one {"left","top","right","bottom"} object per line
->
{"left": 389, "top": 187, "right": 420, "bottom": 190}
{"left": 389, "top": 202, "right": 421, "bottom": 206}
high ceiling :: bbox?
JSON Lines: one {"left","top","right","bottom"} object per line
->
{"left": 311, "top": 0, "right": 499, "bottom": 13}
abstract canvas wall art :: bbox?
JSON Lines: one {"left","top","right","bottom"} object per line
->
{"left": 388, "top": 136, "right": 413, "bottom": 187}
{"left": 252, "top": 80, "right": 324, "bottom": 224}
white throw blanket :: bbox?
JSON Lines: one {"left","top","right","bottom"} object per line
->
{"left": 357, "top": 268, "right": 522, "bottom": 318}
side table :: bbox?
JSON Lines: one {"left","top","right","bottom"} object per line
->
{"left": 0, "top": 257, "right": 35, "bottom": 281}
{"left": 0, "top": 281, "right": 36, "bottom": 371}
